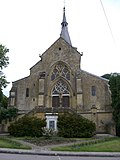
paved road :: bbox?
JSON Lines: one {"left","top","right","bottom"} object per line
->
{"left": 0, "top": 153, "right": 120, "bottom": 160}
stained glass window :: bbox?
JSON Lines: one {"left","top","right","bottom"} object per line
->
{"left": 52, "top": 80, "right": 69, "bottom": 94}
{"left": 51, "top": 64, "right": 70, "bottom": 81}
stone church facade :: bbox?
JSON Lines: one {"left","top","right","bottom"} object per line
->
{"left": 9, "top": 7, "right": 115, "bottom": 134}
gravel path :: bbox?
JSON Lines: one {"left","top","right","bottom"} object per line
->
{"left": 14, "top": 134, "right": 116, "bottom": 152}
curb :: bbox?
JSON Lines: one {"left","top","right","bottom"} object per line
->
{"left": 0, "top": 149, "right": 120, "bottom": 157}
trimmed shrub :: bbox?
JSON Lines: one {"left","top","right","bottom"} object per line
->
{"left": 8, "top": 116, "right": 46, "bottom": 137}
{"left": 57, "top": 113, "right": 96, "bottom": 138}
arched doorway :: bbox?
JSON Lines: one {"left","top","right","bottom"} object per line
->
{"left": 52, "top": 80, "right": 70, "bottom": 108}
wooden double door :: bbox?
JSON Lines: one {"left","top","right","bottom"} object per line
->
{"left": 52, "top": 95, "right": 69, "bottom": 108}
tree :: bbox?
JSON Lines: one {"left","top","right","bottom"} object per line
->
{"left": 0, "top": 94, "right": 8, "bottom": 109}
{"left": 0, "top": 44, "right": 9, "bottom": 69}
{"left": 0, "top": 107, "right": 18, "bottom": 123}
{"left": 102, "top": 73, "right": 120, "bottom": 136}
{"left": 109, "top": 73, "right": 120, "bottom": 136}
{"left": 0, "top": 44, "right": 9, "bottom": 108}
{"left": 101, "top": 74, "right": 110, "bottom": 80}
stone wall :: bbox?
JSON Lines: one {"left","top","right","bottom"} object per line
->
{"left": 80, "top": 70, "right": 111, "bottom": 111}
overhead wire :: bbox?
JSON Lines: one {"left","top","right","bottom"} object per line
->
{"left": 99, "top": 0, "right": 115, "bottom": 41}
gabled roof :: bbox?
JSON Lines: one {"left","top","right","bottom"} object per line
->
{"left": 30, "top": 37, "right": 80, "bottom": 70}
{"left": 80, "top": 69, "right": 109, "bottom": 82}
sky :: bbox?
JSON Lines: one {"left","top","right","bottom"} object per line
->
{"left": 0, "top": 0, "right": 120, "bottom": 96}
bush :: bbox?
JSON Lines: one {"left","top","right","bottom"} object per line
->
{"left": 8, "top": 116, "right": 46, "bottom": 137}
{"left": 57, "top": 113, "right": 96, "bottom": 138}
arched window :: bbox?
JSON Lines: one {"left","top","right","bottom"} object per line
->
{"left": 91, "top": 86, "right": 96, "bottom": 96}
{"left": 51, "top": 64, "right": 70, "bottom": 81}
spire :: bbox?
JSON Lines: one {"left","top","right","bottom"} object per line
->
{"left": 60, "top": 7, "right": 72, "bottom": 45}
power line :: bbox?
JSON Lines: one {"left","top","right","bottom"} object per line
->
{"left": 99, "top": 0, "right": 115, "bottom": 41}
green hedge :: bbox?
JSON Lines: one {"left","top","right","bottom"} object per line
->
{"left": 57, "top": 113, "right": 96, "bottom": 138}
{"left": 8, "top": 116, "right": 46, "bottom": 137}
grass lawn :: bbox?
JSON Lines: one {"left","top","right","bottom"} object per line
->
{"left": 52, "top": 137, "right": 120, "bottom": 152}
{"left": 0, "top": 137, "right": 31, "bottom": 149}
